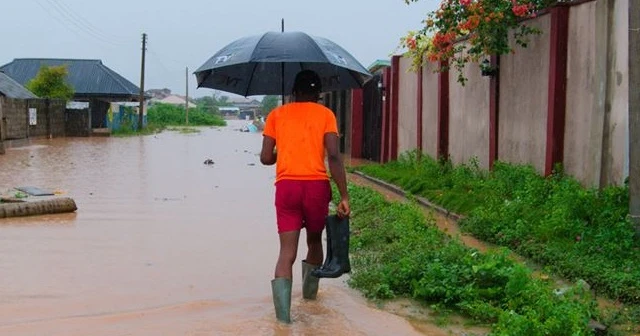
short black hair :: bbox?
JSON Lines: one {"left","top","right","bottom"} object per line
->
{"left": 293, "top": 70, "right": 322, "bottom": 95}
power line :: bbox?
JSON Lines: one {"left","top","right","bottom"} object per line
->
{"left": 36, "top": 0, "right": 129, "bottom": 47}
{"left": 44, "top": 0, "right": 124, "bottom": 46}
{"left": 49, "top": 0, "right": 130, "bottom": 44}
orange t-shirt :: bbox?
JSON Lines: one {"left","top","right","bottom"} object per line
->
{"left": 263, "top": 102, "right": 338, "bottom": 183}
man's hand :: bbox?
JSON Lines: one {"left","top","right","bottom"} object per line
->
{"left": 337, "top": 198, "right": 350, "bottom": 218}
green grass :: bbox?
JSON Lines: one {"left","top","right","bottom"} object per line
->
{"left": 357, "top": 152, "right": 640, "bottom": 308}
{"left": 112, "top": 103, "right": 226, "bottom": 137}
{"left": 166, "top": 127, "right": 201, "bottom": 134}
{"left": 342, "top": 183, "right": 600, "bottom": 335}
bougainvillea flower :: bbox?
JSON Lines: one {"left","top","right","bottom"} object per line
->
{"left": 512, "top": 4, "right": 529, "bottom": 17}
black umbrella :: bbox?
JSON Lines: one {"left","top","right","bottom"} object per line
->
{"left": 194, "top": 31, "right": 372, "bottom": 97}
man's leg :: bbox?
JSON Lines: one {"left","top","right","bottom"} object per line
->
{"left": 303, "top": 180, "right": 332, "bottom": 263}
{"left": 275, "top": 231, "right": 300, "bottom": 279}
{"left": 300, "top": 180, "right": 331, "bottom": 300}
{"left": 305, "top": 231, "right": 323, "bottom": 265}
{"left": 272, "top": 180, "right": 303, "bottom": 323}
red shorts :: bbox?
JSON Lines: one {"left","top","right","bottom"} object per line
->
{"left": 275, "top": 179, "right": 332, "bottom": 234}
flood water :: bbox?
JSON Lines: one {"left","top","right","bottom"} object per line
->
{"left": 0, "top": 121, "right": 443, "bottom": 336}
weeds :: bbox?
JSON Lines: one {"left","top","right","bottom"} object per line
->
{"left": 341, "top": 184, "right": 600, "bottom": 335}
{"left": 112, "top": 103, "right": 225, "bottom": 137}
{"left": 357, "top": 152, "right": 640, "bottom": 308}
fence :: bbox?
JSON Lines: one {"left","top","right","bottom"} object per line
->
{"left": 353, "top": 0, "right": 628, "bottom": 188}
{"left": 0, "top": 97, "right": 66, "bottom": 143}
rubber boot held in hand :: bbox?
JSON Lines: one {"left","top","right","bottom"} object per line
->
{"left": 321, "top": 216, "right": 333, "bottom": 269}
{"left": 311, "top": 215, "right": 351, "bottom": 278}
{"left": 301, "top": 260, "right": 320, "bottom": 300}
{"left": 271, "top": 278, "right": 292, "bottom": 323}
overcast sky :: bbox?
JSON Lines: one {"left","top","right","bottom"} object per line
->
{"left": 1, "top": 0, "right": 438, "bottom": 98}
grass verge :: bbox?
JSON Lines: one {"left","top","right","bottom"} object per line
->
{"left": 343, "top": 183, "right": 601, "bottom": 335}
{"left": 356, "top": 152, "right": 640, "bottom": 328}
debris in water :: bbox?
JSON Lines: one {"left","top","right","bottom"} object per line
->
{"left": 204, "top": 159, "right": 215, "bottom": 165}
{"left": 154, "top": 197, "right": 182, "bottom": 202}
{"left": 247, "top": 163, "right": 256, "bottom": 166}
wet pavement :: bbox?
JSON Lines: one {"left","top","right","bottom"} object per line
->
{"left": 0, "top": 120, "right": 445, "bottom": 336}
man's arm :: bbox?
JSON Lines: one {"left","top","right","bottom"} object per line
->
{"left": 260, "top": 136, "right": 277, "bottom": 166}
{"left": 324, "top": 132, "right": 350, "bottom": 217}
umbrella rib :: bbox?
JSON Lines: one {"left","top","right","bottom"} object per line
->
{"left": 244, "top": 62, "right": 260, "bottom": 97}
{"left": 347, "top": 70, "right": 365, "bottom": 89}
{"left": 302, "top": 33, "right": 331, "bottom": 63}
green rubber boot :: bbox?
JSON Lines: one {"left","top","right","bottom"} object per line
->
{"left": 301, "top": 260, "right": 320, "bottom": 300}
{"left": 271, "top": 278, "right": 292, "bottom": 324}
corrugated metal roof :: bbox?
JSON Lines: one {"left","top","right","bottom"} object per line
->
{"left": 368, "top": 59, "right": 391, "bottom": 73}
{"left": 0, "top": 71, "right": 37, "bottom": 99}
{"left": 0, "top": 58, "right": 140, "bottom": 98}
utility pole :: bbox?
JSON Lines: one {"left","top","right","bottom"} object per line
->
{"left": 629, "top": 0, "right": 640, "bottom": 235}
{"left": 185, "top": 66, "right": 189, "bottom": 125}
{"left": 138, "top": 33, "right": 147, "bottom": 131}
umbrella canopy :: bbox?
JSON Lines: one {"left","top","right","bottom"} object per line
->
{"left": 194, "top": 31, "right": 372, "bottom": 97}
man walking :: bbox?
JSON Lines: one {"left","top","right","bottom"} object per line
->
{"left": 260, "top": 70, "right": 350, "bottom": 323}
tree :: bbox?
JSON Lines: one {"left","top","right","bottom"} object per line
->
{"left": 26, "top": 65, "right": 75, "bottom": 100}
{"left": 217, "top": 95, "right": 231, "bottom": 106}
{"left": 194, "top": 96, "right": 220, "bottom": 114}
{"left": 261, "top": 95, "right": 280, "bottom": 116}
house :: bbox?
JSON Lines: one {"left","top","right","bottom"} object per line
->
{"left": 146, "top": 88, "right": 172, "bottom": 100}
{"left": 0, "top": 58, "right": 143, "bottom": 134}
{"left": 0, "top": 71, "right": 39, "bottom": 153}
{"left": 0, "top": 71, "right": 66, "bottom": 148}
{"left": 0, "top": 71, "right": 37, "bottom": 99}
{"left": 152, "top": 94, "right": 197, "bottom": 108}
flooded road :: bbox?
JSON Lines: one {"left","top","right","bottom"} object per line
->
{"left": 0, "top": 121, "right": 441, "bottom": 336}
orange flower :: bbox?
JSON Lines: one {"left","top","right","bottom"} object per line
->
{"left": 407, "top": 37, "right": 417, "bottom": 50}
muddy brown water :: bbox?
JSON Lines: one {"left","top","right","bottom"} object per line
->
{"left": 0, "top": 121, "right": 465, "bottom": 336}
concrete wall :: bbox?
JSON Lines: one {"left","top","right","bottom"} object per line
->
{"left": 398, "top": 56, "right": 419, "bottom": 155}
{"left": 66, "top": 109, "right": 91, "bottom": 137}
{"left": 355, "top": 0, "right": 628, "bottom": 187}
{"left": 603, "top": 0, "right": 630, "bottom": 185}
{"left": 0, "top": 98, "right": 4, "bottom": 154}
{"left": 448, "top": 52, "right": 491, "bottom": 169}
{"left": 498, "top": 15, "right": 551, "bottom": 174}
{"left": 422, "top": 62, "right": 439, "bottom": 159}
{"left": 564, "top": 1, "right": 603, "bottom": 185}
{"left": 0, "top": 97, "right": 66, "bottom": 141}
{"left": 27, "top": 99, "right": 66, "bottom": 138}
{"left": 1, "top": 98, "right": 28, "bottom": 140}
